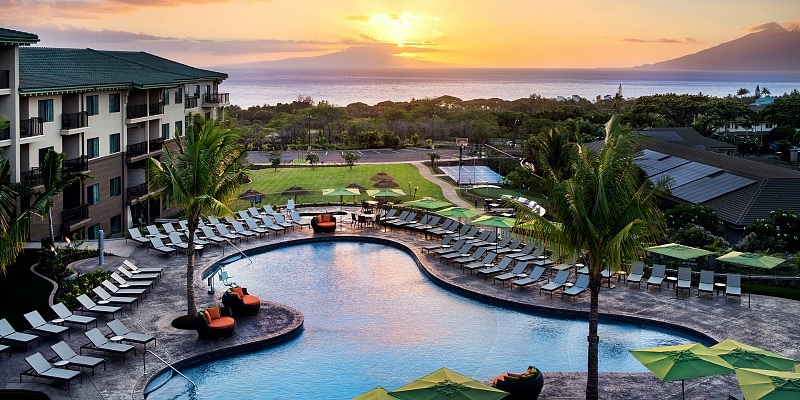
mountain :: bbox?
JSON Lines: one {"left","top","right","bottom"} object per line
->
{"left": 218, "top": 44, "right": 454, "bottom": 70}
{"left": 636, "top": 25, "right": 800, "bottom": 71}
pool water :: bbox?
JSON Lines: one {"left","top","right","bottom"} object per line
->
{"left": 147, "top": 240, "right": 699, "bottom": 399}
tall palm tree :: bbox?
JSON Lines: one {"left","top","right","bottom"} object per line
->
{"left": 147, "top": 115, "right": 249, "bottom": 319}
{"left": 39, "top": 149, "right": 93, "bottom": 240}
{"left": 513, "top": 116, "right": 668, "bottom": 400}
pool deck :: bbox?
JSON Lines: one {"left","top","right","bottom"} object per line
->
{"left": 3, "top": 213, "right": 799, "bottom": 400}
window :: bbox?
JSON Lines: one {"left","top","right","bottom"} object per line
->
{"left": 87, "top": 183, "right": 100, "bottom": 205}
{"left": 109, "top": 93, "right": 120, "bottom": 113}
{"left": 86, "top": 95, "right": 99, "bottom": 116}
{"left": 175, "top": 121, "right": 183, "bottom": 136}
{"left": 87, "top": 137, "right": 100, "bottom": 159}
{"left": 765, "top": 122, "right": 773, "bottom": 129}
{"left": 161, "top": 123, "right": 170, "bottom": 140}
{"left": 162, "top": 89, "right": 170, "bottom": 106}
{"left": 37, "top": 99, "right": 53, "bottom": 122}
{"left": 110, "top": 177, "right": 121, "bottom": 197}
{"left": 175, "top": 87, "right": 183, "bottom": 103}
{"left": 110, "top": 215, "right": 122, "bottom": 234}
{"left": 87, "top": 224, "right": 100, "bottom": 240}
{"left": 109, "top": 133, "right": 120, "bottom": 153}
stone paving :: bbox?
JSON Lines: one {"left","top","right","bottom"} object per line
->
{"left": 2, "top": 211, "right": 799, "bottom": 399}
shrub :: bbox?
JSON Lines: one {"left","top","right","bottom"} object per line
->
{"left": 665, "top": 204, "right": 722, "bottom": 235}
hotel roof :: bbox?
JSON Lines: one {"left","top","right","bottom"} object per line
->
{"left": 0, "top": 27, "right": 39, "bottom": 45}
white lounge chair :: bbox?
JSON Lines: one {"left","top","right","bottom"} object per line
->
{"left": 540, "top": 270, "right": 570, "bottom": 297}
{"left": 107, "top": 319, "right": 156, "bottom": 349}
{"left": 562, "top": 274, "right": 591, "bottom": 302}
{"left": 646, "top": 264, "right": 666, "bottom": 291}
{"left": 51, "top": 302, "right": 97, "bottom": 330}
{"left": 676, "top": 267, "right": 692, "bottom": 297}
{"left": 24, "top": 310, "right": 69, "bottom": 338}
{"left": 92, "top": 286, "right": 138, "bottom": 308}
{"left": 126, "top": 228, "right": 149, "bottom": 245}
{"left": 21, "top": 352, "right": 82, "bottom": 388}
{"left": 289, "top": 211, "right": 311, "bottom": 230}
{"left": 76, "top": 294, "right": 122, "bottom": 318}
{"left": 626, "top": 261, "right": 645, "bottom": 288}
{"left": 725, "top": 273, "right": 742, "bottom": 302}
{"left": 0, "top": 318, "right": 40, "bottom": 348}
{"left": 51, "top": 340, "right": 105, "bottom": 375}
{"left": 81, "top": 328, "right": 135, "bottom": 361}
{"left": 511, "top": 266, "right": 547, "bottom": 290}
{"left": 697, "top": 270, "right": 715, "bottom": 297}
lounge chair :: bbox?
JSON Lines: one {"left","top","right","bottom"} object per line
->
{"left": 107, "top": 320, "right": 156, "bottom": 349}
{"left": 80, "top": 328, "right": 135, "bottom": 361}
{"left": 676, "top": 267, "right": 692, "bottom": 298}
{"left": 516, "top": 246, "right": 545, "bottom": 263}
{"left": 466, "top": 230, "right": 493, "bottom": 246}
{"left": 422, "top": 234, "right": 455, "bottom": 254}
{"left": 145, "top": 225, "right": 168, "bottom": 239}
{"left": 506, "top": 244, "right": 535, "bottom": 260}
{"left": 262, "top": 205, "right": 277, "bottom": 215}
{"left": 626, "top": 261, "right": 645, "bottom": 288}
{"left": 0, "top": 318, "right": 39, "bottom": 348}
{"left": 440, "top": 244, "right": 475, "bottom": 264}
{"left": 24, "top": 310, "right": 69, "bottom": 338}
{"left": 562, "top": 274, "right": 590, "bottom": 302}
{"left": 102, "top": 280, "right": 146, "bottom": 299}
{"left": 290, "top": 211, "right": 311, "bottom": 230}
{"left": 477, "top": 257, "right": 513, "bottom": 280}
{"left": 51, "top": 303, "right": 96, "bottom": 330}
{"left": 260, "top": 217, "right": 286, "bottom": 234}
{"left": 213, "top": 223, "right": 240, "bottom": 241}
{"left": 427, "top": 218, "right": 458, "bottom": 236}
{"left": 116, "top": 266, "right": 159, "bottom": 283}
{"left": 495, "top": 238, "right": 523, "bottom": 255}
{"left": 286, "top": 199, "right": 295, "bottom": 213}
{"left": 697, "top": 270, "right": 715, "bottom": 297}
{"left": 92, "top": 287, "right": 138, "bottom": 309}
{"left": 725, "top": 273, "right": 742, "bottom": 303}
{"left": 76, "top": 294, "right": 122, "bottom": 318}
{"left": 434, "top": 239, "right": 466, "bottom": 257}
{"left": 540, "top": 270, "right": 570, "bottom": 297}
{"left": 453, "top": 247, "right": 487, "bottom": 268}
{"left": 206, "top": 215, "right": 228, "bottom": 227}
{"left": 461, "top": 226, "right": 480, "bottom": 240}
{"left": 646, "top": 264, "right": 666, "bottom": 291}
{"left": 246, "top": 207, "right": 272, "bottom": 225}
{"left": 148, "top": 237, "right": 176, "bottom": 256}
{"left": 20, "top": 352, "right": 82, "bottom": 388}
{"left": 463, "top": 252, "right": 498, "bottom": 274}
{"left": 243, "top": 217, "right": 270, "bottom": 236}
{"left": 50, "top": 341, "right": 105, "bottom": 375}
{"left": 161, "top": 222, "right": 183, "bottom": 237}
{"left": 123, "top": 259, "right": 163, "bottom": 276}
{"left": 271, "top": 213, "right": 294, "bottom": 230}
{"left": 199, "top": 226, "right": 228, "bottom": 246}
{"left": 110, "top": 272, "right": 153, "bottom": 291}
{"left": 230, "top": 221, "right": 257, "bottom": 240}
{"left": 511, "top": 266, "right": 547, "bottom": 290}
{"left": 126, "top": 228, "right": 150, "bottom": 245}
{"left": 494, "top": 262, "right": 529, "bottom": 286}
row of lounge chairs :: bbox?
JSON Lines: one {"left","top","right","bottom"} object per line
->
{"left": 630, "top": 263, "right": 742, "bottom": 301}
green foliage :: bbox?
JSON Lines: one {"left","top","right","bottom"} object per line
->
{"left": 306, "top": 152, "right": 320, "bottom": 169}
{"left": 427, "top": 152, "right": 440, "bottom": 166}
{"left": 269, "top": 155, "right": 282, "bottom": 171}
{"left": 664, "top": 204, "right": 722, "bottom": 235}
{"left": 710, "top": 133, "right": 762, "bottom": 155}
{"left": 740, "top": 209, "right": 800, "bottom": 254}
{"left": 341, "top": 151, "right": 361, "bottom": 170}
{"left": 35, "top": 244, "right": 108, "bottom": 309}
{"left": 668, "top": 223, "right": 729, "bottom": 249}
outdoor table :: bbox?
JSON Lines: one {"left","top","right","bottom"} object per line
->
{"left": 54, "top": 360, "right": 69, "bottom": 367}
{"left": 51, "top": 318, "right": 65, "bottom": 325}
{"left": 109, "top": 336, "right": 125, "bottom": 342}
{"left": 714, "top": 282, "right": 726, "bottom": 295}
{"left": 195, "top": 245, "right": 204, "bottom": 257}
{"left": 666, "top": 276, "right": 678, "bottom": 288}
{"left": 615, "top": 271, "right": 627, "bottom": 283}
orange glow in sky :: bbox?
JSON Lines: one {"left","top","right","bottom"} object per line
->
{"left": 1, "top": 0, "right": 798, "bottom": 68}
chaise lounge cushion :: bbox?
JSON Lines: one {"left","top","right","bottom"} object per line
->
{"left": 194, "top": 306, "right": 236, "bottom": 339}
{"left": 311, "top": 214, "right": 337, "bottom": 233}
{"left": 221, "top": 287, "right": 261, "bottom": 316}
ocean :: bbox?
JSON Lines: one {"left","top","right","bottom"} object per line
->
{"left": 222, "top": 68, "right": 800, "bottom": 108}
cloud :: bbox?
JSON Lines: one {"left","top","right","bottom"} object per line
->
{"left": 746, "top": 22, "right": 783, "bottom": 32}
{"left": 785, "top": 20, "right": 800, "bottom": 32}
{"left": 622, "top": 37, "right": 702, "bottom": 44}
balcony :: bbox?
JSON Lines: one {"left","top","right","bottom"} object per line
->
{"left": 63, "top": 155, "right": 88, "bottom": 173}
{"left": 62, "top": 204, "right": 89, "bottom": 229}
{"left": 203, "top": 92, "right": 230, "bottom": 106}
{"left": 20, "top": 117, "right": 44, "bottom": 138}
{"left": 0, "top": 70, "right": 9, "bottom": 89}
{"left": 127, "top": 182, "right": 149, "bottom": 203}
{"left": 0, "top": 126, "right": 9, "bottom": 141}
{"left": 149, "top": 137, "right": 165, "bottom": 152}
{"left": 21, "top": 167, "right": 42, "bottom": 187}
{"left": 185, "top": 95, "right": 199, "bottom": 109}
{"left": 126, "top": 137, "right": 165, "bottom": 161}
{"left": 126, "top": 102, "right": 164, "bottom": 120}
{"left": 61, "top": 111, "right": 88, "bottom": 130}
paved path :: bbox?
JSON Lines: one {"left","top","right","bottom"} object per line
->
{"left": 410, "top": 161, "right": 475, "bottom": 209}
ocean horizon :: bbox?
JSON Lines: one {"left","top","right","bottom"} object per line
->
{"left": 221, "top": 67, "right": 800, "bottom": 108}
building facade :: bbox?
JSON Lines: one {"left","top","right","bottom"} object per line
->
{"left": 0, "top": 27, "right": 229, "bottom": 241}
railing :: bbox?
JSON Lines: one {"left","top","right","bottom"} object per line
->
{"left": 63, "top": 155, "right": 88, "bottom": 173}
{"left": 144, "top": 350, "right": 196, "bottom": 393}
{"left": 184, "top": 95, "right": 199, "bottom": 109}
{"left": 126, "top": 141, "right": 148, "bottom": 159}
{"left": 61, "top": 111, "right": 89, "bottom": 130}
{"left": 149, "top": 137, "right": 165, "bottom": 153}
{"left": 62, "top": 204, "right": 88, "bottom": 227}
{"left": 203, "top": 93, "right": 229, "bottom": 104}
{"left": 21, "top": 167, "right": 42, "bottom": 186}
{"left": 0, "top": 70, "right": 9, "bottom": 89}
{"left": 19, "top": 117, "right": 43, "bottom": 138}
{"left": 126, "top": 102, "right": 164, "bottom": 119}
{"left": 127, "top": 182, "right": 149, "bottom": 201}
{"left": 149, "top": 102, "right": 164, "bottom": 116}
{"left": 0, "top": 126, "right": 9, "bottom": 140}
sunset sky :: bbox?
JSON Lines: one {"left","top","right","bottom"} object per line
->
{"left": 1, "top": 0, "right": 798, "bottom": 69}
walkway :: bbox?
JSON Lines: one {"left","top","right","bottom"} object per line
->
{"left": 411, "top": 161, "right": 475, "bottom": 209}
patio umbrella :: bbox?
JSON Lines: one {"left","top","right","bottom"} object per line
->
{"left": 646, "top": 243, "right": 714, "bottom": 260}
{"left": 347, "top": 182, "right": 368, "bottom": 194}
{"left": 322, "top": 188, "right": 360, "bottom": 210}
{"left": 437, "top": 206, "right": 484, "bottom": 220}
{"left": 373, "top": 179, "right": 400, "bottom": 188}
{"left": 237, "top": 189, "right": 265, "bottom": 205}
{"left": 735, "top": 368, "right": 800, "bottom": 400}
{"left": 473, "top": 215, "right": 516, "bottom": 249}
{"left": 282, "top": 185, "right": 310, "bottom": 202}
{"left": 367, "top": 189, "right": 406, "bottom": 199}
{"left": 629, "top": 343, "right": 734, "bottom": 400}
{"left": 370, "top": 172, "right": 395, "bottom": 182}
{"left": 353, "top": 386, "right": 396, "bottom": 400}
{"left": 717, "top": 251, "right": 785, "bottom": 307}
{"left": 710, "top": 338, "right": 797, "bottom": 371}
{"left": 389, "top": 367, "right": 508, "bottom": 400}
{"left": 404, "top": 198, "right": 453, "bottom": 211}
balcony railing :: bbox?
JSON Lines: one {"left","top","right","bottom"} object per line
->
{"left": 20, "top": 117, "right": 43, "bottom": 138}
{"left": 61, "top": 111, "right": 89, "bottom": 130}
{"left": 126, "top": 102, "right": 164, "bottom": 119}
{"left": 0, "top": 70, "right": 9, "bottom": 89}
{"left": 127, "top": 182, "right": 149, "bottom": 201}
{"left": 149, "top": 102, "right": 164, "bottom": 116}
{"left": 62, "top": 204, "right": 88, "bottom": 228}
{"left": 63, "top": 155, "right": 88, "bottom": 173}
{"left": 126, "top": 138, "right": 165, "bottom": 161}
{"left": 0, "top": 126, "right": 9, "bottom": 140}
{"left": 149, "top": 137, "right": 165, "bottom": 152}
{"left": 185, "top": 95, "right": 199, "bottom": 109}
{"left": 21, "top": 167, "right": 42, "bottom": 187}
{"left": 203, "top": 93, "right": 229, "bottom": 105}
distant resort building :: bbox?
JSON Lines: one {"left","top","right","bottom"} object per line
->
{"left": 0, "top": 27, "right": 229, "bottom": 241}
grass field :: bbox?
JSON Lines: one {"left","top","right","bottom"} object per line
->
{"left": 231, "top": 164, "right": 446, "bottom": 210}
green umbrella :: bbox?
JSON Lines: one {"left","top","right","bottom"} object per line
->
{"left": 630, "top": 343, "right": 735, "bottom": 400}
{"left": 437, "top": 207, "right": 484, "bottom": 220}
{"left": 735, "top": 368, "right": 800, "bottom": 400}
{"left": 710, "top": 338, "right": 797, "bottom": 371}
{"left": 323, "top": 188, "right": 361, "bottom": 210}
{"left": 472, "top": 215, "right": 517, "bottom": 251}
{"left": 717, "top": 251, "right": 786, "bottom": 307}
{"left": 366, "top": 189, "right": 406, "bottom": 198}
{"left": 404, "top": 197, "right": 453, "bottom": 211}
{"left": 353, "top": 386, "right": 396, "bottom": 400}
{"left": 389, "top": 367, "right": 508, "bottom": 400}
{"left": 646, "top": 243, "right": 714, "bottom": 260}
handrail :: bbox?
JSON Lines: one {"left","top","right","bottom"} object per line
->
{"left": 225, "top": 239, "right": 254, "bottom": 265}
{"left": 144, "top": 349, "right": 196, "bottom": 389}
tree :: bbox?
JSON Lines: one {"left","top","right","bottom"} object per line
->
{"left": 341, "top": 151, "right": 360, "bottom": 170}
{"left": 147, "top": 115, "right": 249, "bottom": 319}
{"left": 736, "top": 88, "right": 750, "bottom": 98}
{"left": 306, "top": 152, "right": 320, "bottom": 169}
{"left": 513, "top": 116, "right": 667, "bottom": 400}
{"left": 269, "top": 155, "right": 282, "bottom": 171}
{"left": 427, "top": 151, "right": 440, "bottom": 167}
{"left": 38, "top": 150, "right": 93, "bottom": 240}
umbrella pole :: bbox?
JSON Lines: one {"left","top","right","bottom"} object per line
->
{"left": 681, "top": 379, "right": 685, "bottom": 400}
{"left": 749, "top": 266, "right": 752, "bottom": 308}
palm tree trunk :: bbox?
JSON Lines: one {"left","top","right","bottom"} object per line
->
{"left": 47, "top": 209, "right": 54, "bottom": 240}
{"left": 586, "top": 273, "right": 602, "bottom": 400}
{"left": 186, "top": 215, "right": 199, "bottom": 319}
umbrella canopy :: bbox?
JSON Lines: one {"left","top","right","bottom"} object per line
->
{"left": 322, "top": 188, "right": 361, "bottom": 197}
{"left": 472, "top": 215, "right": 516, "bottom": 230}
{"left": 735, "top": 368, "right": 800, "bottom": 400}
{"left": 281, "top": 185, "right": 310, "bottom": 202}
{"left": 367, "top": 189, "right": 406, "bottom": 198}
{"left": 237, "top": 189, "right": 265, "bottom": 200}
{"left": 347, "top": 183, "right": 368, "bottom": 193}
{"left": 646, "top": 243, "right": 714, "bottom": 260}
{"left": 437, "top": 207, "right": 484, "bottom": 220}
{"left": 353, "top": 386, "right": 396, "bottom": 400}
{"left": 630, "top": 343, "right": 734, "bottom": 400}
{"left": 389, "top": 367, "right": 508, "bottom": 400}
{"left": 717, "top": 251, "right": 786, "bottom": 307}
{"left": 374, "top": 179, "right": 400, "bottom": 188}
{"left": 710, "top": 339, "right": 797, "bottom": 371}
{"left": 370, "top": 172, "right": 395, "bottom": 181}
{"left": 404, "top": 198, "right": 453, "bottom": 211}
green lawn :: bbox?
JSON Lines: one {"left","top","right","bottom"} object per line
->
{"left": 232, "top": 164, "right": 445, "bottom": 210}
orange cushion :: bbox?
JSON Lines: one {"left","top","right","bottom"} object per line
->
{"left": 231, "top": 287, "right": 244, "bottom": 297}
{"left": 322, "top": 214, "right": 331, "bottom": 222}
{"left": 208, "top": 316, "right": 235, "bottom": 329}
{"left": 242, "top": 295, "right": 260, "bottom": 305}
{"left": 316, "top": 216, "right": 323, "bottom": 223}
{"left": 318, "top": 222, "right": 335, "bottom": 228}
{"left": 207, "top": 306, "right": 221, "bottom": 320}
{"left": 203, "top": 310, "right": 211, "bottom": 323}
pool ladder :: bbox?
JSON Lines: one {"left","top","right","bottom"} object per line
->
{"left": 225, "top": 239, "right": 254, "bottom": 265}
{"left": 144, "top": 350, "right": 196, "bottom": 391}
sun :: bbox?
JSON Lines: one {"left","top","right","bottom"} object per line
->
{"left": 364, "top": 12, "right": 430, "bottom": 46}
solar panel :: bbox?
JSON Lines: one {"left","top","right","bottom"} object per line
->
{"left": 670, "top": 173, "right": 756, "bottom": 203}
{"left": 635, "top": 152, "right": 690, "bottom": 177}
{"left": 646, "top": 131, "right": 684, "bottom": 142}
{"left": 650, "top": 162, "right": 723, "bottom": 189}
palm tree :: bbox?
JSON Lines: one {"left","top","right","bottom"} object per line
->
{"left": 147, "top": 115, "right": 249, "bottom": 319}
{"left": 513, "top": 116, "right": 668, "bottom": 400}
{"left": 39, "top": 149, "right": 93, "bottom": 240}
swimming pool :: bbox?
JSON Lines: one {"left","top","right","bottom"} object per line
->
{"left": 147, "top": 239, "right": 701, "bottom": 399}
